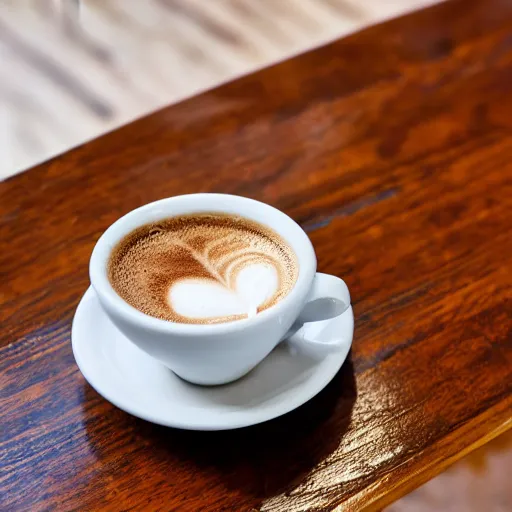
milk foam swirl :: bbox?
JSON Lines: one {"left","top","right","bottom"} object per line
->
{"left": 108, "top": 213, "right": 299, "bottom": 324}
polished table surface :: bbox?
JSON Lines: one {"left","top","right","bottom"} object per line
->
{"left": 1, "top": 0, "right": 511, "bottom": 510}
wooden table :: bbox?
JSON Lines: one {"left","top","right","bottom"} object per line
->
{"left": 2, "top": 0, "right": 511, "bottom": 510}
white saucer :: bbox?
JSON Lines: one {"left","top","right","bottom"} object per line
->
{"left": 72, "top": 287, "right": 353, "bottom": 431}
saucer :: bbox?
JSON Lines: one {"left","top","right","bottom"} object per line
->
{"left": 72, "top": 287, "right": 354, "bottom": 430}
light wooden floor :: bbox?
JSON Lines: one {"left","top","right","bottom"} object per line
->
{"left": 0, "top": 0, "right": 438, "bottom": 180}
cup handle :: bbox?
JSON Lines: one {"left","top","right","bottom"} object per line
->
{"left": 284, "top": 273, "right": 351, "bottom": 357}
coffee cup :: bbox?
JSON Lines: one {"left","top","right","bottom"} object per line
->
{"left": 89, "top": 194, "right": 351, "bottom": 385}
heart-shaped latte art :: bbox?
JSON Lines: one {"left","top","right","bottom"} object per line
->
{"left": 169, "top": 263, "right": 278, "bottom": 321}
{"left": 109, "top": 214, "right": 298, "bottom": 324}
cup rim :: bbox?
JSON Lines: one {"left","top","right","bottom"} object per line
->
{"left": 89, "top": 194, "right": 316, "bottom": 336}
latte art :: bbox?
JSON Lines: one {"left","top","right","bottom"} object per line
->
{"left": 108, "top": 213, "right": 298, "bottom": 324}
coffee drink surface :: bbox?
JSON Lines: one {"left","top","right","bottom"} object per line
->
{"left": 108, "top": 213, "right": 299, "bottom": 324}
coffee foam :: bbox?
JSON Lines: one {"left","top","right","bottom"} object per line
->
{"left": 108, "top": 213, "right": 299, "bottom": 324}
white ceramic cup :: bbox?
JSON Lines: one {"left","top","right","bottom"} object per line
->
{"left": 90, "top": 194, "right": 351, "bottom": 385}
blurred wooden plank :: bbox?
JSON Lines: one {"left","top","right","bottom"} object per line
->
{"left": 0, "top": 0, "right": 440, "bottom": 180}
{"left": 389, "top": 430, "right": 512, "bottom": 512}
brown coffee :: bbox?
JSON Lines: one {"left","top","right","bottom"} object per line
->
{"left": 107, "top": 213, "right": 299, "bottom": 324}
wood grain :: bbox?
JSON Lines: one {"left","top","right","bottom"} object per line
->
{"left": 1, "top": 0, "right": 511, "bottom": 510}
{"left": 388, "top": 429, "right": 512, "bottom": 511}
{"left": 0, "top": 0, "right": 439, "bottom": 180}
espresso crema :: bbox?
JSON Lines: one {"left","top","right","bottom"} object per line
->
{"left": 108, "top": 213, "right": 299, "bottom": 324}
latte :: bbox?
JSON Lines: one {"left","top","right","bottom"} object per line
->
{"left": 108, "top": 213, "right": 299, "bottom": 324}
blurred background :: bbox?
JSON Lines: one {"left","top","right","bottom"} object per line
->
{"left": 1, "top": 1, "right": 510, "bottom": 510}
{"left": 0, "top": 0, "right": 437, "bottom": 180}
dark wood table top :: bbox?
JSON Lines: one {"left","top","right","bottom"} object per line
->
{"left": 2, "top": 0, "right": 511, "bottom": 510}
